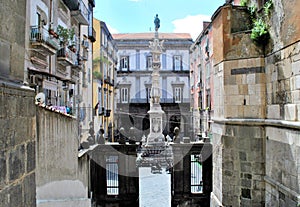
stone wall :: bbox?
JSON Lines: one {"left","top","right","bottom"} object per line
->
{"left": 213, "top": 122, "right": 265, "bottom": 207}
{"left": 36, "top": 107, "right": 90, "bottom": 207}
{"left": 0, "top": 0, "right": 26, "bottom": 82}
{"left": 211, "top": 1, "right": 300, "bottom": 207}
{"left": 264, "top": 38, "right": 300, "bottom": 207}
{"left": 265, "top": 126, "right": 300, "bottom": 207}
{"left": 0, "top": 83, "right": 36, "bottom": 207}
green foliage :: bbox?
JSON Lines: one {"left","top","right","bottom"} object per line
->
{"left": 248, "top": 0, "right": 273, "bottom": 44}
{"left": 240, "top": 0, "right": 248, "bottom": 6}
{"left": 263, "top": 0, "right": 273, "bottom": 17}
{"left": 92, "top": 57, "right": 101, "bottom": 67}
{"left": 93, "top": 56, "right": 109, "bottom": 67}
{"left": 57, "top": 25, "right": 75, "bottom": 45}
{"left": 251, "top": 18, "right": 269, "bottom": 43}
{"left": 92, "top": 71, "right": 102, "bottom": 80}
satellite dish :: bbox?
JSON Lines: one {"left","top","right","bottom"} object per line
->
{"left": 35, "top": 92, "right": 45, "bottom": 104}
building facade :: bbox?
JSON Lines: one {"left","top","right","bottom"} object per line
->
{"left": 190, "top": 21, "right": 214, "bottom": 139}
{"left": 93, "top": 19, "right": 118, "bottom": 141}
{"left": 1, "top": 0, "right": 96, "bottom": 206}
{"left": 113, "top": 33, "right": 193, "bottom": 139}
{"left": 24, "top": 0, "right": 96, "bottom": 146}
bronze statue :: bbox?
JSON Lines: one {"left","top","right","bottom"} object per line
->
{"left": 154, "top": 14, "right": 160, "bottom": 31}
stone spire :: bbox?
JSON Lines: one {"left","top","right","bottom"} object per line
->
{"left": 146, "top": 15, "right": 165, "bottom": 145}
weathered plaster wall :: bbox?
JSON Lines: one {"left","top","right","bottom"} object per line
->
{"left": 36, "top": 107, "right": 90, "bottom": 207}
{"left": 0, "top": 83, "right": 36, "bottom": 207}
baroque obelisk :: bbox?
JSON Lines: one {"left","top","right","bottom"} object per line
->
{"left": 147, "top": 14, "right": 165, "bottom": 145}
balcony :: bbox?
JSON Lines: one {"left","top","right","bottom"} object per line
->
{"left": 62, "top": 0, "right": 79, "bottom": 10}
{"left": 70, "top": 0, "right": 89, "bottom": 25}
{"left": 57, "top": 46, "right": 77, "bottom": 66}
{"left": 88, "top": 26, "right": 96, "bottom": 43}
{"left": 30, "top": 26, "right": 60, "bottom": 55}
{"left": 71, "top": 53, "right": 82, "bottom": 71}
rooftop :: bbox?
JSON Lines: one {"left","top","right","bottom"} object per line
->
{"left": 112, "top": 33, "right": 192, "bottom": 40}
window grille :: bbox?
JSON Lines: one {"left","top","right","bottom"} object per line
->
{"left": 191, "top": 154, "right": 203, "bottom": 193}
{"left": 106, "top": 155, "right": 119, "bottom": 195}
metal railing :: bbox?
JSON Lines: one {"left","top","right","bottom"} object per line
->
{"left": 78, "top": 0, "right": 89, "bottom": 22}
{"left": 57, "top": 46, "right": 77, "bottom": 65}
{"left": 30, "top": 26, "right": 60, "bottom": 50}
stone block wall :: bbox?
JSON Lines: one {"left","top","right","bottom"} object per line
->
{"left": 212, "top": 122, "right": 265, "bottom": 207}
{"left": 0, "top": 83, "right": 36, "bottom": 207}
{"left": 264, "top": 39, "right": 300, "bottom": 207}
{"left": 223, "top": 58, "right": 266, "bottom": 119}
{"left": 265, "top": 126, "right": 300, "bottom": 207}
{"left": 0, "top": 0, "right": 26, "bottom": 82}
{"left": 266, "top": 42, "right": 300, "bottom": 121}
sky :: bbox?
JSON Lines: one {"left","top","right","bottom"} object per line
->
{"left": 93, "top": 0, "right": 225, "bottom": 40}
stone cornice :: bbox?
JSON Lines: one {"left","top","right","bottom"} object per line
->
{"left": 213, "top": 118, "right": 300, "bottom": 130}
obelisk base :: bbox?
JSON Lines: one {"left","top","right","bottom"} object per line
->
{"left": 146, "top": 103, "right": 165, "bottom": 145}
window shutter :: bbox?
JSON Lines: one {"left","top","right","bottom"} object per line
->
{"left": 127, "top": 56, "right": 130, "bottom": 71}
{"left": 180, "top": 56, "right": 183, "bottom": 70}
{"left": 173, "top": 56, "right": 175, "bottom": 70}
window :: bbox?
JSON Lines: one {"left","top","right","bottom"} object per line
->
{"left": 101, "top": 31, "right": 107, "bottom": 48}
{"left": 191, "top": 154, "right": 203, "bottom": 193}
{"left": 104, "top": 90, "right": 107, "bottom": 109}
{"left": 173, "top": 55, "right": 182, "bottom": 71}
{"left": 103, "top": 62, "right": 107, "bottom": 79}
{"left": 106, "top": 155, "right": 119, "bottom": 195}
{"left": 146, "top": 56, "right": 153, "bottom": 69}
{"left": 36, "top": 11, "right": 41, "bottom": 27}
{"left": 174, "top": 87, "right": 181, "bottom": 103}
{"left": 146, "top": 87, "right": 151, "bottom": 102}
{"left": 206, "top": 63, "right": 210, "bottom": 79}
{"left": 120, "top": 56, "right": 129, "bottom": 71}
{"left": 97, "top": 87, "right": 103, "bottom": 115}
{"left": 121, "top": 88, "right": 129, "bottom": 103}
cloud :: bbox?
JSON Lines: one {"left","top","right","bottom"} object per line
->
{"left": 107, "top": 24, "right": 119, "bottom": 34}
{"left": 172, "top": 14, "right": 211, "bottom": 40}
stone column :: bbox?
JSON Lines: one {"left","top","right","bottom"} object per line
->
{"left": 147, "top": 31, "right": 165, "bottom": 145}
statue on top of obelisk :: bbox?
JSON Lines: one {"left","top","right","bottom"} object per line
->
{"left": 154, "top": 14, "right": 160, "bottom": 32}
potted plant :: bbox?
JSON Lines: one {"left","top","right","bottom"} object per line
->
{"left": 48, "top": 28, "right": 59, "bottom": 38}
{"left": 57, "top": 25, "right": 75, "bottom": 46}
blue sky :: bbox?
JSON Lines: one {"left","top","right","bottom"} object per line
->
{"left": 93, "top": 0, "right": 225, "bottom": 40}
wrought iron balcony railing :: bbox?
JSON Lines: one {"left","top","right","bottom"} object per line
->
{"left": 70, "top": 0, "right": 89, "bottom": 25}
{"left": 57, "top": 46, "right": 77, "bottom": 66}
{"left": 30, "top": 26, "right": 60, "bottom": 55}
